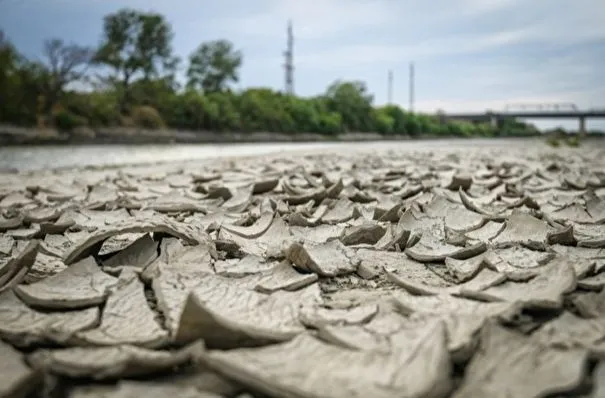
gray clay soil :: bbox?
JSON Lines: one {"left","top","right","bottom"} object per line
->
{"left": 1, "top": 144, "right": 605, "bottom": 397}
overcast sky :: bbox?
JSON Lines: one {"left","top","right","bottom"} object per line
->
{"left": 1, "top": 0, "right": 604, "bottom": 129}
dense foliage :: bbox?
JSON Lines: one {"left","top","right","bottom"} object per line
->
{"left": 0, "top": 9, "right": 540, "bottom": 138}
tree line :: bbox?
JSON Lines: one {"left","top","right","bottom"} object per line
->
{"left": 0, "top": 8, "right": 539, "bottom": 138}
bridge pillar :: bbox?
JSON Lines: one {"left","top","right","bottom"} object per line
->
{"left": 490, "top": 115, "right": 498, "bottom": 129}
{"left": 579, "top": 116, "right": 586, "bottom": 137}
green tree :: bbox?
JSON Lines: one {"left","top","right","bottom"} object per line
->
{"left": 324, "top": 80, "right": 374, "bottom": 132}
{"left": 94, "top": 8, "right": 177, "bottom": 110}
{"left": 186, "top": 40, "right": 242, "bottom": 93}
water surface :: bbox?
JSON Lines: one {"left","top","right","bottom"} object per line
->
{"left": 0, "top": 138, "right": 568, "bottom": 171}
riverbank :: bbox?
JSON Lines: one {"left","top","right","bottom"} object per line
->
{"left": 0, "top": 124, "right": 553, "bottom": 146}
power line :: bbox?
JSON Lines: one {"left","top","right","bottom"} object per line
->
{"left": 283, "top": 20, "right": 294, "bottom": 95}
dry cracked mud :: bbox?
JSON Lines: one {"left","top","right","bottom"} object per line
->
{"left": 1, "top": 143, "right": 605, "bottom": 397}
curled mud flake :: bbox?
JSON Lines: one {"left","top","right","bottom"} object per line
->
{"left": 102, "top": 233, "right": 159, "bottom": 270}
{"left": 204, "top": 322, "right": 452, "bottom": 398}
{"left": 578, "top": 273, "right": 605, "bottom": 291}
{"left": 299, "top": 303, "right": 378, "bottom": 328}
{"left": 483, "top": 245, "right": 555, "bottom": 281}
{"left": 586, "top": 194, "right": 605, "bottom": 223}
{"left": 322, "top": 198, "right": 357, "bottom": 224}
{"left": 219, "top": 216, "right": 293, "bottom": 259}
{"left": 443, "top": 172, "right": 472, "bottom": 191}
{"left": 386, "top": 266, "right": 505, "bottom": 296}
{"left": 287, "top": 203, "right": 329, "bottom": 227}
{"left": 551, "top": 244, "right": 605, "bottom": 262}
{"left": 458, "top": 189, "right": 509, "bottom": 218}
{"left": 290, "top": 224, "right": 345, "bottom": 245}
{"left": 24, "top": 251, "right": 68, "bottom": 284}
{"left": 151, "top": 267, "right": 213, "bottom": 336}
{"left": 453, "top": 321, "right": 589, "bottom": 398}
{"left": 547, "top": 224, "right": 577, "bottom": 245}
{"left": 143, "top": 238, "right": 215, "bottom": 280}
{"left": 146, "top": 192, "right": 218, "bottom": 213}
{"left": 5, "top": 225, "right": 40, "bottom": 240}
{"left": 339, "top": 222, "right": 386, "bottom": 246}
{"left": 0, "top": 192, "right": 34, "bottom": 208}
{"left": 97, "top": 233, "right": 144, "bottom": 256}
{"left": 76, "top": 270, "right": 168, "bottom": 348}
{"left": 569, "top": 288, "right": 605, "bottom": 318}
{"left": 405, "top": 231, "right": 487, "bottom": 263}
{"left": 15, "top": 256, "right": 117, "bottom": 309}
{"left": 174, "top": 278, "right": 321, "bottom": 348}
{"left": 377, "top": 203, "right": 404, "bottom": 222}
{"left": 459, "top": 256, "right": 577, "bottom": 310}
{"left": 0, "top": 214, "right": 23, "bottom": 231}
{"left": 0, "top": 235, "right": 15, "bottom": 255}
{"left": 69, "top": 381, "right": 224, "bottom": 398}
{"left": 221, "top": 184, "right": 254, "bottom": 212}
{"left": 374, "top": 224, "right": 410, "bottom": 251}
{"left": 63, "top": 212, "right": 215, "bottom": 265}
{"left": 220, "top": 211, "right": 274, "bottom": 239}
{"left": 214, "top": 255, "right": 274, "bottom": 277}
{"left": 28, "top": 341, "right": 202, "bottom": 380}
{"left": 0, "top": 339, "right": 41, "bottom": 398}
{"left": 341, "top": 185, "right": 376, "bottom": 204}
{"left": 87, "top": 183, "right": 119, "bottom": 208}
{"left": 549, "top": 203, "right": 594, "bottom": 224}
{"left": 317, "top": 312, "right": 427, "bottom": 353}
{"left": 424, "top": 195, "right": 484, "bottom": 232}
{"left": 532, "top": 310, "right": 605, "bottom": 359}
{"left": 186, "top": 210, "right": 250, "bottom": 232}
{"left": 285, "top": 240, "right": 360, "bottom": 277}
{"left": 23, "top": 206, "right": 63, "bottom": 224}
{"left": 0, "top": 290, "right": 99, "bottom": 347}
{"left": 254, "top": 261, "right": 318, "bottom": 293}
{"left": 444, "top": 255, "right": 485, "bottom": 282}
{"left": 490, "top": 210, "right": 550, "bottom": 250}
{"left": 252, "top": 177, "right": 280, "bottom": 195}
{"left": 364, "top": 296, "right": 508, "bottom": 363}
{"left": 0, "top": 239, "right": 39, "bottom": 292}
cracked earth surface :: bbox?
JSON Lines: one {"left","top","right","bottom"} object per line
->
{"left": 1, "top": 143, "right": 605, "bottom": 397}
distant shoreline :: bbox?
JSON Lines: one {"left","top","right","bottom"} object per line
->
{"left": 0, "top": 125, "right": 554, "bottom": 147}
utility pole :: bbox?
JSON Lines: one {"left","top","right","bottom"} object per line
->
{"left": 409, "top": 62, "right": 415, "bottom": 112}
{"left": 284, "top": 20, "right": 294, "bottom": 95}
{"left": 387, "top": 70, "right": 393, "bottom": 105}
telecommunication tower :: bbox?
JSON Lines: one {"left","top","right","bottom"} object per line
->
{"left": 284, "top": 20, "right": 294, "bottom": 95}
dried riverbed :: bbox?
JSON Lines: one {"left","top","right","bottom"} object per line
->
{"left": 1, "top": 145, "right": 605, "bottom": 397}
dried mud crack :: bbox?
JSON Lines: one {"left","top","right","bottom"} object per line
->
{"left": 1, "top": 144, "right": 605, "bottom": 397}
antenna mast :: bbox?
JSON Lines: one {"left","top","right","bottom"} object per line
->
{"left": 387, "top": 70, "right": 393, "bottom": 104}
{"left": 284, "top": 20, "right": 294, "bottom": 95}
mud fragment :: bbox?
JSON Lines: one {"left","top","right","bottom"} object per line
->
{"left": 285, "top": 240, "right": 360, "bottom": 277}
{"left": 15, "top": 256, "right": 117, "bottom": 309}
{"left": 0, "top": 339, "right": 40, "bottom": 398}
{"left": 175, "top": 278, "right": 321, "bottom": 348}
{"left": 76, "top": 270, "right": 168, "bottom": 348}
{"left": 453, "top": 322, "right": 589, "bottom": 398}
{"left": 205, "top": 322, "right": 452, "bottom": 398}
{"left": 0, "top": 290, "right": 99, "bottom": 347}
{"left": 29, "top": 341, "right": 202, "bottom": 379}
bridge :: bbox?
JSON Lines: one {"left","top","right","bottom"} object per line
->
{"left": 444, "top": 103, "right": 605, "bottom": 134}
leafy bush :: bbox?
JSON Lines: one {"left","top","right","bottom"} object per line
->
{"left": 566, "top": 135, "right": 580, "bottom": 147}
{"left": 130, "top": 105, "right": 165, "bottom": 129}
{"left": 546, "top": 135, "right": 561, "bottom": 147}
{"left": 53, "top": 109, "right": 88, "bottom": 131}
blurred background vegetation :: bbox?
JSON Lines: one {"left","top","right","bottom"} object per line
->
{"left": 0, "top": 8, "right": 543, "bottom": 139}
